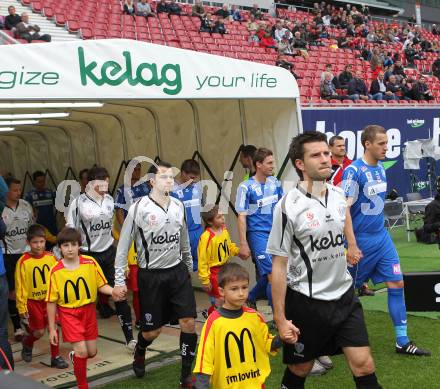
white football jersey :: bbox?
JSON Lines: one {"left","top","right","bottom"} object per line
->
{"left": 2, "top": 199, "right": 34, "bottom": 254}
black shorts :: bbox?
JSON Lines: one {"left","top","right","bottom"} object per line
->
{"left": 283, "top": 286, "right": 370, "bottom": 364}
{"left": 82, "top": 245, "right": 116, "bottom": 287}
{"left": 137, "top": 262, "right": 197, "bottom": 332}
{"left": 4, "top": 254, "right": 22, "bottom": 291}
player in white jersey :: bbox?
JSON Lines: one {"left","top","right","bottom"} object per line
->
{"left": 268, "top": 132, "right": 382, "bottom": 389}
{"left": 114, "top": 161, "right": 197, "bottom": 388}
{"left": 1, "top": 177, "right": 34, "bottom": 340}
{"left": 66, "top": 166, "right": 138, "bottom": 351}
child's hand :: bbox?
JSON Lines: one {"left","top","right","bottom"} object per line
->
{"left": 20, "top": 312, "right": 29, "bottom": 320}
{"left": 125, "top": 268, "right": 130, "bottom": 278}
{"left": 49, "top": 329, "right": 58, "bottom": 346}
{"left": 202, "top": 283, "right": 212, "bottom": 292}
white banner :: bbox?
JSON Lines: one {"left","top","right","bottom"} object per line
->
{"left": 0, "top": 39, "right": 299, "bottom": 100}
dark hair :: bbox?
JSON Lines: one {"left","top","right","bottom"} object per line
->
{"left": 27, "top": 224, "right": 46, "bottom": 241}
{"left": 201, "top": 204, "right": 219, "bottom": 226}
{"left": 218, "top": 262, "right": 249, "bottom": 288}
{"left": 328, "top": 135, "right": 344, "bottom": 146}
{"left": 87, "top": 166, "right": 109, "bottom": 181}
{"left": 288, "top": 132, "right": 328, "bottom": 178}
{"left": 252, "top": 147, "right": 273, "bottom": 168}
{"left": 360, "top": 125, "right": 386, "bottom": 148}
{"left": 5, "top": 177, "right": 20, "bottom": 188}
{"left": 241, "top": 145, "right": 257, "bottom": 159}
{"left": 148, "top": 160, "right": 173, "bottom": 176}
{"left": 79, "top": 169, "right": 89, "bottom": 180}
{"left": 32, "top": 170, "right": 45, "bottom": 181}
{"left": 181, "top": 159, "right": 200, "bottom": 175}
{"left": 57, "top": 227, "right": 82, "bottom": 246}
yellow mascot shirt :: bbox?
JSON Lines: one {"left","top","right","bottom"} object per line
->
{"left": 194, "top": 307, "right": 276, "bottom": 388}
{"left": 15, "top": 251, "right": 58, "bottom": 314}
{"left": 46, "top": 255, "right": 107, "bottom": 308}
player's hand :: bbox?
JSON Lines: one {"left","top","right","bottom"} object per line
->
{"left": 49, "top": 329, "right": 58, "bottom": 346}
{"left": 113, "top": 285, "right": 127, "bottom": 301}
{"left": 276, "top": 318, "right": 300, "bottom": 344}
{"left": 346, "top": 244, "right": 363, "bottom": 265}
{"left": 239, "top": 243, "right": 251, "bottom": 260}
{"left": 202, "top": 283, "right": 211, "bottom": 292}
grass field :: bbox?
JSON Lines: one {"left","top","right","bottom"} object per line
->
{"left": 99, "top": 227, "right": 440, "bottom": 389}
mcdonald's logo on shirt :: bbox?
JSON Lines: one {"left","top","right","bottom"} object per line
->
{"left": 32, "top": 264, "right": 51, "bottom": 288}
{"left": 63, "top": 277, "right": 91, "bottom": 304}
{"left": 224, "top": 328, "right": 256, "bottom": 369}
{"left": 46, "top": 255, "right": 107, "bottom": 308}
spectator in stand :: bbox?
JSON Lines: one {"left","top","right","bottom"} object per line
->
{"left": 136, "top": 0, "right": 155, "bottom": 18}
{"left": 200, "top": 12, "right": 214, "bottom": 33}
{"left": 16, "top": 13, "right": 51, "bottom": 42}
{"left": 432, "top": 58, "right": 440, "bottom": 79}
{"left": 230, "top": 5, "right": 241, "bottom": 21}
{"left": 5, "top": 6, "right": 20, "bottom": 30}
{"left": 292, "top": 31, "right": 307, "bottom": 49}
{"left": 278, "top": 32, "right": 296, "bottom": 56}
{"left": 273, "top": 21, "right": 288, "bottom": 42}
{"left": 405, "top": 42, "right": 422, "bottom": 68}
{"left": 192, "top": 0, "right": 205, "bottom": 18}
{"left": 215, "top": 4, "right": 229, "bottom": 20}
{"left": 337, "top": 31, "right": 350, "bottom": 49}
{"left": 320, "top": 64, "right": 339, "bottom": 86}
{"left": 338, "top": 64, "right": 353, "bottom": 89}
{"left": 156, "top": 0, "right": 168, "bottom": 14}
{"left": 246, "top": 14, "right": 258, "bottom": 32}
{"left": 387, "top": 75, "right": 404, "bottom": 100}
{"left": 0, "top": 10, "right": 4, "bottom": 29}
{"left": 259, "top": 30, "right": 277, "bottom": 49}
{"left": 213, "top": 16, "right": 226, "bottom": 35}
{"left": 370, "top": 48, "right": 383, "bottom": 73}
{"left": 167, "top": 0, "right": 181, "bottom": 15}
{"left": 370, "top": 72, "right": 397, "bottom": 101}
{"left": 393, "top": 60, "right": 406, "bottom": 81}
{"left": 400, "top": 78, "right": 413, "bottom": 100}
{"left": 408, "top": 14, "right": 416, "bottom": 25}
{"left": 250, "top": 3, "right": 262, "bottom": 20}
{"left": 320, "top": 72, "right": 350, "bottom": 101}
{"left": 248, "top": 30, "right": 259, "bottom": 45}
{"left": 432, "top": 24, "right": 439, "bottom": 35}
{"left": 123, "top": 0, "right": 136, "bottom": 15}
{"left": 348, "top": 70, "right": 371, "bottom": 101}
{"left": 383, "top": 52, "right": 393, "bottom": 68}
{"left": 412, "top": 75, "right": 434, "bottom": 101}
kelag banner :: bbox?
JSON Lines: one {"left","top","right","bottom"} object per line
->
{"left": 301, "top": 107, "right": 440, "bottom": 197}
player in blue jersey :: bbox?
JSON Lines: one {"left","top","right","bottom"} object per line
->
{"left": 25, "top": 171, "right": 57, "bottom": 236}
{"left": 236, "top": 148, "right": 283, "bottom": 310}
{"left": 343, "top": 125, "right": 431, "bottom": 357}
{"left": 171, "top": 159, "right": 203, "bottom": 272}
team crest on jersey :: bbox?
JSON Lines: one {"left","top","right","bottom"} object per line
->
{"left": 361, "top": 166, "right": 368, "bottom": 172}
{"left": 148, "top": 214, "right": 158, "bottom": 226}
{"left": 306, "top": 212, "right": 314, "bottom": 221}
{"left": 365, "top": 172, "right": 373, "bottom": 182}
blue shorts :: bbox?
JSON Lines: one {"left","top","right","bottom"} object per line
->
{"left": 349, "top": 230, "right": 402, "bottom": 288}
{"left": 189, "top": 227, "right": 203, "bottom": 272}
{"left": 248, "top": 231, "right": 272, "bottom": 276}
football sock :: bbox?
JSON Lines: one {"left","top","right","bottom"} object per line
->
{"left": 281, "top": 367, "right": 306, "bottom": 389}
{"left": 115, "top": 300, "right": 134, "bottom": 343}
{"left": 353, "top": 373, "right": 382, "bottom": 389}
{"left": 180, "top": 332, "right": 197, "bottom": 381}
{"left": 266, "top": 281, "right": 273, "bottom": 309}
{"left": 50, "top": 330, "right": 60, "bottom": 358}
{"left": 137, "top": 332, "right": 152, "bottom": 354}
{"left": 8, "top": 299, "right": 21, "bottom": 330}
{"left": 23, "top": 333, "right": 37, "bottom": 348}
{"left": 73, "top": 355, "right": 88, "bottom": 389}
{"left": 132, "top": 291, "right": 141, "bottom": 322}
{"left": 387, "top": 287, "right": 409, "bottom": 346}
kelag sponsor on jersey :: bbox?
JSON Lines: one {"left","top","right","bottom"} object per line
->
{"left": 6, "top": 226, "right": 27, "bottom": 237}
{"left": 310, "top": 231, "right": 345, "bottom": 252}
{"left": 90, "top": 220, "right": 112, "bottom": 232}
{"left": 150, "top": 231, "right": 179, "bottom": 245}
